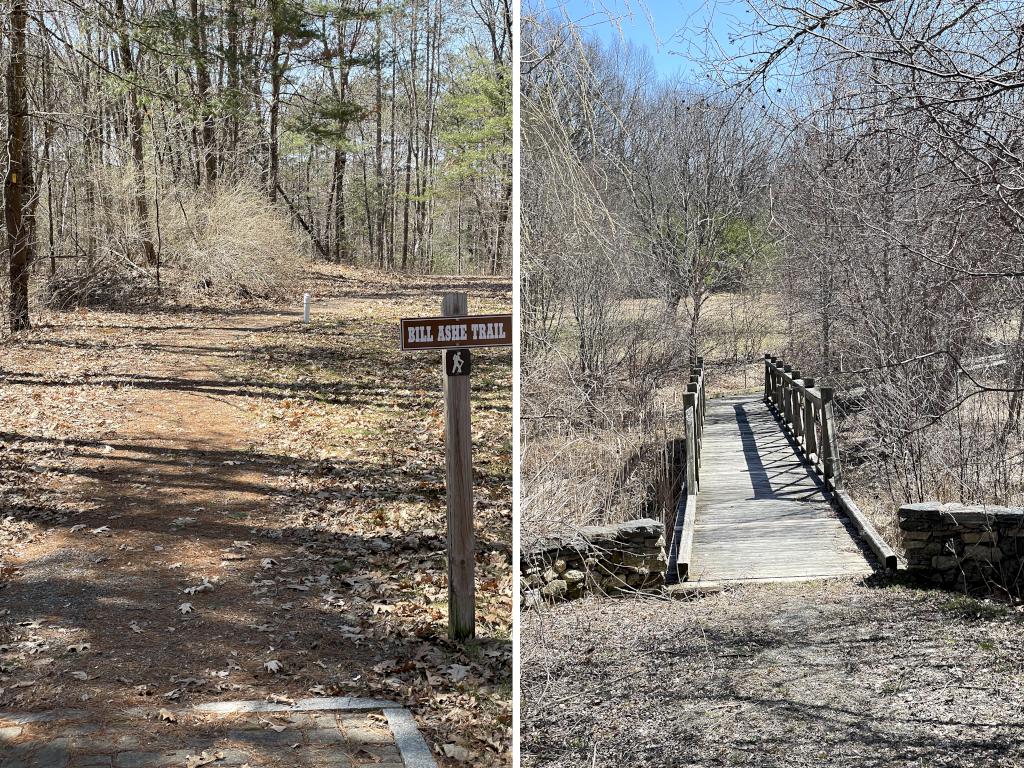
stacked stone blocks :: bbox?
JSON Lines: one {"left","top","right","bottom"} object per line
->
{"left": 520, "top": 518, "right": 666, "bottom": 604}
{"left": 899, "top": 502, "right": 1024, "bottom": 594}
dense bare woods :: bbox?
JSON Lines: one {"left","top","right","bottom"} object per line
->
{"left": 741, "top": 2, "right": 1024, "bottom": 525}
{"left": 521, "top": 14, "right": 776, "bottom": 540}
{"left": 1, "top": 0, "right": 511, "bottom": 326}
{"left": 522, "top": 0, "right": 1024, "bottom": 542}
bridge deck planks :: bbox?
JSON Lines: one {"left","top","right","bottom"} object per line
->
{"left": 688, "top": 394, "right": 874, "bottom": 583}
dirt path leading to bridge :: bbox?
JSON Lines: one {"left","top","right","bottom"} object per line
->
{"left": 522, "top": 578, "right": 1024, "bottom": 768}
{"left": 0, "top": 267, "right": 513, "bottom": 766}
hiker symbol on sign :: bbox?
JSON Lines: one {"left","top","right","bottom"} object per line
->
{"left": 446, "top": 349, "right": 470, "bottom": 376}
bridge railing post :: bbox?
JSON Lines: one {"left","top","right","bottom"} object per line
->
{"left": 683, "top": 393, "right": 698, "bottom": 495}
{"left": 819, "top": 386, "right": 843, "bottom": 489}
{"left": 782, "top": 365, "right": 794, "bottom": 425}
{"left": 802, "top": 377, "right": 816, "bottom": 462}
{"left": 687, "top": 381, "right": 700, "bottom": 482}
{"left": 790, "top": 370, "right": 803, "bottom": 440}
{"left": 770, "top": 360, "right": 778, "bottom": 411}
{"left": 677, "top": 391, "right": 701, "bottom": 582}
{"left": 772, "top": 358, "right": 784, "bottom": 412}
{"left": 763, "top": 353, "right": 772, "bottom": 402}
{"left": 696, "top": 356, "right": 705, "bottom": 427}
{"left": 770, "top": 356, "right": 778, "bottom": 411}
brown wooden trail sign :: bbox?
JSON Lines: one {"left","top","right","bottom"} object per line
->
{"left": 400, "top": 297, "right": 511, "bottom": 641}
{"left": 400, "top": 313, "right": 512, "bottom": 351}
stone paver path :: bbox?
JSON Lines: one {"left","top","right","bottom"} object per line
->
{"left": 0, "top": 698, "right": 432, "bottom": 767}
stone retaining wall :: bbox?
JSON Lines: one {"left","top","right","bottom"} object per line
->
{"left": 899, "top": 502, "right": 1024, "bottom": 594}
{"left": 520, "top": 518, "right": 666, "bottom": 604}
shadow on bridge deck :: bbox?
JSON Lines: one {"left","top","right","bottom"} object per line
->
{"left": 687, "top": 393, "right": 875, "bottom": 584}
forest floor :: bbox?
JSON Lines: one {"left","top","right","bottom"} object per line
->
{"left": 521, "top": 577, "right": 1024, "bottom": 768}
{"left": 0, "top": 265, "right": 512, "bottom": 767}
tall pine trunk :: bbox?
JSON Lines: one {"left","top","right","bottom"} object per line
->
{"left": 374, "top": 2, "right": 385, "bottom": 269}
{"left": 333, "top": 148, "right": 349, "bottom": 261}
{"left": 268, "top": 4, "right": 282, "bottom": 201}
{"left": 190, "top": 0, "right": 216, "bottom": 188}
{"left": 226, "top": 0, "right": 240, "bottom": 157}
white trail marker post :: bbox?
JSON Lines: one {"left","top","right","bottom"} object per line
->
{"left": 400, "top": 293, "right": 512, "bottom": 641}
{"left": 303, "top": 293, "right": 311, "bottom": 324}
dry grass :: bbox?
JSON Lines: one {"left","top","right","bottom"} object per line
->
{"left": 521, "top": 290, "right": 786, "bottom": 547}
{"left": 521, "top": 357, "right": 688, "bottom": 545}
{"left": 521, "top": 423, "right": 675, "bottom": 542}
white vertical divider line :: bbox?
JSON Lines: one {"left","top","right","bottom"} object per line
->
{"left": 510, "top": 0, "right": 521, "bottom": 757}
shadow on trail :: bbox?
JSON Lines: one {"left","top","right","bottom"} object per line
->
{"left": 0, "top": 547, "right": 506, "bottom": 714}
{"left": 0, "top": 369, "right": 512, "bottom": 414}
{"left": 0, "top": 370, "right": 431, "bottom": 409}
{"left": 0, "top": 430, "right": 512, "bottom": 546}
{"left": 0, "top": 438, "right": 509, "bottom": 713}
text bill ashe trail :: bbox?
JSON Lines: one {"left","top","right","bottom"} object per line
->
{"left": 400, "top": 314, "right": 512, "bottom": 350}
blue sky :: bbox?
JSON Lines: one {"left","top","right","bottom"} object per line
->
{"left": 551, "top": 0, "right": 754, "bottom": 83}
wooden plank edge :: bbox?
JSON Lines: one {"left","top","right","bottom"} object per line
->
{"left": 664, "top": 488, "right": 688, "bottom": 584}
{"left": 676, "top": 494, "right": 698, "bottom": 582}
{"left": 832, "top": 488, "right": 902, "bottom": 572}
{"left": 687, "top": 572, "right": 873, "bottom": 588}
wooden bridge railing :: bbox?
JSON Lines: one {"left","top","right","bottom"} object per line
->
{"left": 763, "top": 353, "right": 899, "bottom": 571}
{"left": 671, "top": 356, "right": 706, "bottom": 581}
{"left": 763, "top": 354, "right": 841, "bottom": 486}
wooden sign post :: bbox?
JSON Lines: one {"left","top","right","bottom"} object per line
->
{"left": 400, "top": 294, "right": 511, "bottom": 641}
{"left": 442, "top": 292, "right": 475, "bottom": 641}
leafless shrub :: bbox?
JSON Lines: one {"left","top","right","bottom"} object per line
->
{"left": 44, "top": 257, "right": 154, "bottom": 309}
{"left": 161, "top": 184, "right": 306, "bottom": 301}
{"left": 35, "top": 166, "right": 159, "bottom": 309}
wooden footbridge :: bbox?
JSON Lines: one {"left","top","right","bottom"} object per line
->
{"left": 667, "top": 355, "right": 898, "bottom": 585}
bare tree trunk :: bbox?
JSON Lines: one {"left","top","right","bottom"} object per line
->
{"left": 401, "top": 0, "right": 417, "bottom": 270}
{"left": 268, "top": 2, "right": 282, "bottom": 201}
{"left": 115, "top": 0, "right": 157, "bottom": 265}
{"left": 332, "top": 148, "right": 349, "bottom": 262}
{"left": 374, "top": 2, "right": 385, "bottom": 269}
{"left": 225, "top": 0, "right": 240, "bottom": 157}
{"left": 191, "top": 0, "right": 216, "bottom": 188}
{"left": 493, "top": 176, "right": 511, "bottom": 274}
{"left": 6, "top": 0, "right": 32, "bottom": 331}
{"left": 388, "top": 38, "right": 397, "bottom": 267}
{"left": 359, "top": 128, "right": 374, "bottom": 258}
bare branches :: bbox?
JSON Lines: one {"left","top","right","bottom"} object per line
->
{"left": 717, "top": 2, "right": 1024, "bottom": 505}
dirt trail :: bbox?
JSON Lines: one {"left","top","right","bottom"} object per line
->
{"left": 522, "top": 579, "right": 1024, "bottom": 768}
{"left": 0, "top": 268, "right": 514, "bottom": 765}
{"left": 1, "top": 307, "right": 377, "bottom": 709}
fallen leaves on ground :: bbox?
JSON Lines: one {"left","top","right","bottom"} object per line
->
{"left": 0, "top": 267, "right": 512, "bottom": 767}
